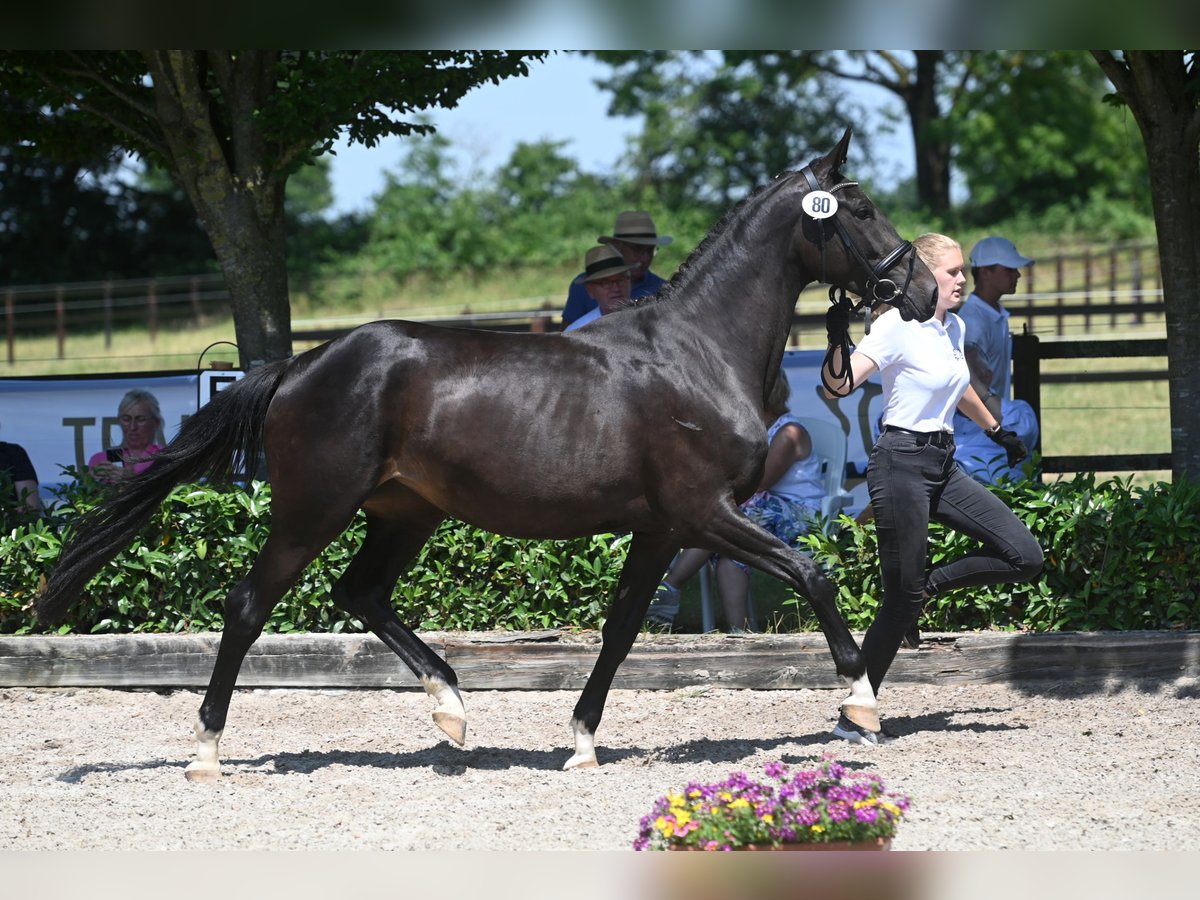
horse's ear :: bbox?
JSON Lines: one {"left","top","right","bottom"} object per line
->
{"left": 815, "top": 127, "right": 854, "bottom": 177}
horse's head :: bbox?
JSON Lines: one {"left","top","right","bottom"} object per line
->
{"left": 795, "top": 128, "right": 938, "bottom": 322}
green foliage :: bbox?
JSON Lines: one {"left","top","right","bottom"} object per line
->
{"left": 0, "top": 476, "right": 625, "bottom": 636}
{"left": 3, "top": 472, "right": 1196, "bottom": 637}
{"left": 955, "top": 51, "right": 1153, "bottom": 224}
{"left": 795, "top": 472, "right": 1200, "bottom": 634}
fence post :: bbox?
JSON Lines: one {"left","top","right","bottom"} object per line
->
{"left": 103, "top": 281, "right": 113, "bottom": 349}
{"left": 1109, "top": 246, "right": 1118, "bottom": 329}
{"left": 1131, "top": 246, "right": 1143, "bottom": 326}
{"left": 1055, "top": 255, "right": 1065, "bottom": 337}
{"left": 1083, "top": 248, "right": 1092, "bottom": 333}
{"left": 55, "top": 285, "right": 66, "bottom": 359}
{"left": 4, "top": 289, "right": 13, "bottom": 365}
{"left": 1011, "top": 332, "right": 1042, "bottom": 471}
{"left": 148, "top": 281, "right": 158, "bottom": 343}
{"left": 190, "top": 276, "right": 201, "bottom": 325}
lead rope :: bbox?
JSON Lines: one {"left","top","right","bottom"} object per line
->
{"left": 823, "top": 286, "right": 856, "bottom": 397}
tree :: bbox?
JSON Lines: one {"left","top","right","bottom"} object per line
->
{"left": 1092, "top": 51, "right": 1199, "bottom": 479}
{"left": 0, "top": 50, "right": 547, "bottom": 366}
{"left": 954, "top": 51, "right": 1151, "bottom": 226}
{"left": 591, "top": 51, "right": 857, "bottom": 212}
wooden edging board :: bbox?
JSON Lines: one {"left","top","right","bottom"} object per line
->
{"left": 1, "top": 630, "right": 1197, "bottom": 690}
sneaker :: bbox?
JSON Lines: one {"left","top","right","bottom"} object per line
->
{"left": 831, "top": 713, "right": 897, "bottom": 746}
{"left": 900, "top": 624, "right": 921, "bottom": 650}
{"left": 644, "top": 582, "right": 681, "bottom": 628}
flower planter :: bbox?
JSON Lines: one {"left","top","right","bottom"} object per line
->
{"left": 739, "top": 837, "right": 892, "bottom": 851}
{"left": 669, "top": 837, "right": 891, "bottom": 851}
{"left": 634, "top": 757, "right": 909, "bottom": 853}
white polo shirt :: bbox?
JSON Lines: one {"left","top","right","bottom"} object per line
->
{"left": 855, "top": 307, "right": 971, "bottom": 433}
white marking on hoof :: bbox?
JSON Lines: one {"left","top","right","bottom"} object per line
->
{"left": 563, "top": 717, "right": 599, "bottom": 770}
{"left": 185, "top": 719, "right": 223, "bottom": 783}
{"left": 841, "top": 674, "right": 881, "bottom": 733}
{"left": 421, "top": 676, "right": 467, "bottom": 746}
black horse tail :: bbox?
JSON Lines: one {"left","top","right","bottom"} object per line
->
{"left": 34, "top": 360, "right": 291, "bottom": 626}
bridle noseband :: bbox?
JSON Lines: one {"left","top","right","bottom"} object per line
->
{"left": 799, "top": 165, "right": 918, "bottom": 325}
{"left": 801, "top": 165, "right": 919, "bottom": 396}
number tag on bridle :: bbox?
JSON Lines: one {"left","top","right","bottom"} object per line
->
{"left": 802, "top": 191, "right": 839, "bottom": 220}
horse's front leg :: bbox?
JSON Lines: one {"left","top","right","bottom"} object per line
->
{"left": 699, "top": 501, "right": 879, "bottom": 732}
{"left": 565, "top": 532, "right": 678, "bottom": 770}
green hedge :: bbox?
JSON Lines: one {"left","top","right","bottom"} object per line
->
{"left": 1, "top": 471, "right": 1197, "bottom": 635}
{"left": 796, "top": 472, "right": 1200, "bottom": 633}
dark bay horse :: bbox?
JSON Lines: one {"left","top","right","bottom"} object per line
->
{"left": 35, "top": 129, "right": 937, "bottom": 780}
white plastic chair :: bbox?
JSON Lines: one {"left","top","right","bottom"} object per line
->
{"left": 698, "top": 416, "right": 853, "bottom": 632}
{"left": 796, "top": 416, "right": 854, "bottom": 532}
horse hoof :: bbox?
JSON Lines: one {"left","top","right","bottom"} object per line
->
{"left": 563, "top": 752, "right": 599, "bottom": 771}
{"left": 432, "top": 711, "right": 467, "bottom": 746}
{"left": 184, "top": 762, "right": 222, "bottom": 784}
{"left": 841, "top": 704, "right": 882, "bottom": 734}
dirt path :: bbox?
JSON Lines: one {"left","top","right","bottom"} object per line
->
{"left": 2, "top": 676, "right": 1197, "bottom": 851}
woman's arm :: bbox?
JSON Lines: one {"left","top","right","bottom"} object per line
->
{"left": 821, "top": 350, "right": 879, "bottom": 400}
{"left": 957, "top": 385, "right": 1003, "bottom": 435}
{"left": 757, "top": 424, "right": 812, "bottom": 491}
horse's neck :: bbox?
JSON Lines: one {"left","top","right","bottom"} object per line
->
{"left": 657, "top": 210, "right": 808, "bottom": 386}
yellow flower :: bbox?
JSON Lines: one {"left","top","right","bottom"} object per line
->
{"left": 762, "top": 814, "right": 774, "bottom": 825}
{"left": 811, "top": 824, "right": 826, "bottom": 834}
{"left": 675, "top": 810, "right": 692, "bottom": 827}
{"left": 688, "top": 789, "right": 702, "bottom": 799}
{"left": 720, "top": 791, "right": 733, "bottom": 802}
{"left": 881, "top": 802, "right": 902, "bottom": 817}
{"left": 728, "top": 798, "right": 751, "bottom": 810}
{"left": 655, "top": 816, "right": 674, "bottom": 837}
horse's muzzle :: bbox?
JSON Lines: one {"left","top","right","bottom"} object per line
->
{"left": 898, "top": 286, "right": 937, "bottom": 322}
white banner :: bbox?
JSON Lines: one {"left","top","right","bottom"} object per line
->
{"left": 1, "top": 370, "right": 243, "bottom": 502}
{"left": 4, "top": 354, "right": 876, "bottom": 512}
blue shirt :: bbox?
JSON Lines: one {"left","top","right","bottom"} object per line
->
{"left": 561, "top": 270, "right": 667, "bottom": 326}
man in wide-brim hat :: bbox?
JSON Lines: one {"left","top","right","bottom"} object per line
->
{"left": 561, "top": 210, "right": 672, "bottom": 327}
{"left": 562, "top": 244, "right": 636, "bottom": 332}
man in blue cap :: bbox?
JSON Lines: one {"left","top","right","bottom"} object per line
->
{"left": 952, "top": 235, "right": 1040, "bottom": 486}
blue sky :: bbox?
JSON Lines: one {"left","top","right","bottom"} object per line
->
{"left": 326, "top": 53, "right": 642, "bottom": 216}
{"left": 326, "top": 52, "right": 915, "bottom": 217}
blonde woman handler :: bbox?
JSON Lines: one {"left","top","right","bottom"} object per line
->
{"left": 821, "top": 232, "right": 1043, "bottom": 745}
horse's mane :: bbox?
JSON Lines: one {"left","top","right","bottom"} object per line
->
{"left": 640, "top": 164, "right": 846, "bottom": 309}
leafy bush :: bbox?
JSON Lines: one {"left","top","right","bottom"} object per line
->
{"left": 796, "top": 472, "right": 1200, "bottom": 633}
{"left": 0, "top": 474, "right": 625, "bottom": 635}
{"left": 2, "top": 472, "right": 1196, "bottom": 636}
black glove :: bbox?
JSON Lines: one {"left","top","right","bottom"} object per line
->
{"left": 987, "top": 426, "right": 1028, "bottom": 468}
{"left": 825, "top": 299, "right": 851, "bottom": 346}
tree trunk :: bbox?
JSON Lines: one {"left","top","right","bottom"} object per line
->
{"left": 1094, "top": 51, "right": 1200, "bottom": 479}
{"left": 144, "top": 50, "right": 293, "bottom": 368}
{"left": 906, "top": 51, "right": 952, "bottom": 215}
{"left": 1145, "top": 127, "right": 1200, "bottom": 480}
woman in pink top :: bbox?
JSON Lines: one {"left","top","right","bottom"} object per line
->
{"left": 88, "top": 389, "right": 165, "bottom": 482}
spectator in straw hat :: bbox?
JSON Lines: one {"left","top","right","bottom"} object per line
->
{"left": 561, "top": 210, "right": 672, "bottom": 327}
{"left": 563, "top": 245, "right": 636, "bottom": 332}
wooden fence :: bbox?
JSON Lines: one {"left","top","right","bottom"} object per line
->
{"left": 2, "top": 239, "right": 1165, "bottom": 365}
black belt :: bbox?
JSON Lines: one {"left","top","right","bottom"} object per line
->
{"left": 883, "top": 425, "right": 954, "bottom": 448}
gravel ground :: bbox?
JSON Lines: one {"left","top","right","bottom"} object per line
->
{"left": 2, "top": 677, "right": 1197, "bottom": 851}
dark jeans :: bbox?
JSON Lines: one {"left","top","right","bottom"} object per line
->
{"left": 863, "top": 427, "right": 1044, "bottom": 695}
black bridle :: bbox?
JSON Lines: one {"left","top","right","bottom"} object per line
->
{"left": 800, "top": 165, "right": 918, "bottom": 319}
{"left": 800, "top": 165, "right": 919, "bottom": 395}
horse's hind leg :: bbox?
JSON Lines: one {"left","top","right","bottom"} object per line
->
{"left": 567, "top": 531, "right": 678, "bottom": 770}
{"left": 330, "top": 492, "right": 466, "bottom": 745}
{"left": 697, "top": 500, "right": 879, "bottom": 732}
{"left": 185, "top": 524, "right": 353, "bottom": 782}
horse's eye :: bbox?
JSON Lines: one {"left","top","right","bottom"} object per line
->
{"left": 853, "top": 206, "right": 873, "bottom": 220}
